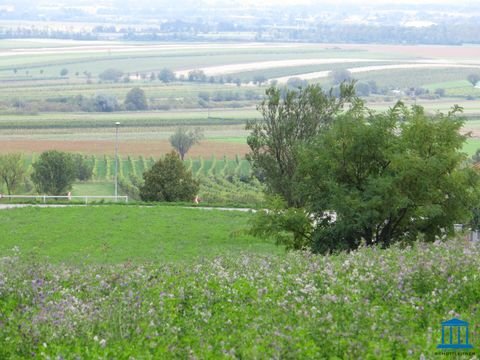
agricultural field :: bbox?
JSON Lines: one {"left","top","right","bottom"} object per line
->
{"left": 5, "top": 153, "right": 263, "bottom": 206}
{"left": 0, "top": 40, "right": 479, "bottom": 160}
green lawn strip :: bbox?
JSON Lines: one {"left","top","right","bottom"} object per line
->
{"left": 0, "top": 206, "right": 278, "bottom": 264}
{"left": 71, "top": 182, "right": 114, "bottom": 196}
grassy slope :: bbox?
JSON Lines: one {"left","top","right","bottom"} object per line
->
{"left": 0, "top": 206, "right": 278, "bottom": 264}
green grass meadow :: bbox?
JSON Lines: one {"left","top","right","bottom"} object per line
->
{"left": 0, "top": 206, "right": 276, "bottom": 264}
{"left": 71, "top": 182, "right": 114, "bottom": 196}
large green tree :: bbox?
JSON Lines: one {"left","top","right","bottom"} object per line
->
{"left": 250, "top": 103, "right": 479, "bottom": 253}
{"left": 140, "top": 151, "right": 199, "bottom": 202}
{"left": 296, "top": 103, "right": 479, "bottom": 253}
{"left": 93, "top": 94, "right": 119, "bottom": 112}
{"left": 158, "top": 68, "right": 176, "bottom": 83}
{"left": 31, "top": 150, "right": 76, "bottom": 195}
{"left": 124, "top": 87, "right": 148, "bottom": 111}
{"left": 246, "top": 83, "right": 358, "bottom": 207}
{"left": 0, "top": 153, "right": 26, "bottom": 195}
{"left": 99, "top": 68, "right": 124, "bottom": 82}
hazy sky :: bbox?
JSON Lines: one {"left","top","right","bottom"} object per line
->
{"left": 1, "top": 0, "right": 475, "bottom": 5}
{"left": 0, "top": 0, "right": 477, "bottom": 12}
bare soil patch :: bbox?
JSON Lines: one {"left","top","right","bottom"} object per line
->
{"left": 0, "top": 139, "right": 249, "bottom": 158}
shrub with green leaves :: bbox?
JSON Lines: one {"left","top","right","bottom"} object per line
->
{"left": 140, "top": 151, "right": 199, "bottom": 202}
{"left": 31, "top": 150, "right": 76, "bottom": 195}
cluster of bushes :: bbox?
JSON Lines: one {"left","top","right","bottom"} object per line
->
{"left": 197, "top": 89, "right": 263, "bottom": 107}
{"left": 7, "top": 88, "right": 149, "bottom": 113}
{"left": 0, "top": 151, "right": 93, "bottom": 196}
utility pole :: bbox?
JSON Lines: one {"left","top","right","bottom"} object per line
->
{"left": 114, "top": 122, "right": 120, "bottom": 201}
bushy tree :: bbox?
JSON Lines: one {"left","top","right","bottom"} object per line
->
{"left": 158, "top": 68, "right": 176, "bottom": 83}
{"left": 99, "top": 68, "right": 124, "bottom": 82}
{"left": 305, "top": 104, "right": 478, "bottom": 252}
{"left": 330, "top": 69, "right": 353, "bottom": 85}
{"left": 0, "top": 153, "right": 26, "bottom": 195}
{"left": 124, "top": 87, "right": 148, "bottom": 111}
{"left": 31, "top": 151, "right": 76, "bottom": 195}
{"left": 72, "top": 154, "right": 94, "bottom": 181}
{"left": 140, "top": 151, "right": 199, "bottom": 202}
{"left": 467, "top": 74, "right": 480, "bottom": 86}
{"left": 246, "top": 83, "right": 358, "bottom": 207}
{"left": 93, "top": 94, "right": 119, "bottom": 112}
{"left": 60, "top": 68, "right": 68, "bottom": 77}
{"left": 169, "top": 127, "right": 203, "bottom": 160}
{"left": 301, "top": 104, "right": 477, "bottom": 252}
{"left": 188, "top": 70, "right": 207, "bottom": 82}
{"left": 286, "top": 77, "right": 308, "bottom": 89}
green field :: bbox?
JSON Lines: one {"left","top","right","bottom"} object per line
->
{"left": 19, "top": 154, "right": 253, "bottom": 182}
{"left": 354, "top": 67, "right": 480, "bottom": 91}
{"left": 1, "top": 40, "right": 480, "bottom": 160}
{"left": 71, "top": 182, "right": 115, "bottom": 196}
{"left": 0, "top": 108, "right": 260, "bottom": 130}
{"left": 0, "top": 206, "right": 276, "bottom": 263}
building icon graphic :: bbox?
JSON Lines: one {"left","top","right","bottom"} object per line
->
{"left": 437, "top": 318, "right": 473, "bottom": 350}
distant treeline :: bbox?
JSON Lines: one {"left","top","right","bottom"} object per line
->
{"left": 2, "top": 22, "right": 480, "bottom": 45}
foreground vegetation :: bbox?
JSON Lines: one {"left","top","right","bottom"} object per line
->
{"left": 1, "top": 239, "right": 478, "bottom": 358}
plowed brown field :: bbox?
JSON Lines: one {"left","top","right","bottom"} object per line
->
{"left": 0, "top": 139, "right": 249, "bottom": 158}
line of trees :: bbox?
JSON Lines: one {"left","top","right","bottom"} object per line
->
{"left": 0, "top": 151, "right": 93, "bottom": 196}
{"left": 0, "top": 145, "right": 201, "bottom": 202}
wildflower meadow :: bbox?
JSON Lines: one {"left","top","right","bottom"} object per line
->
{"left": 1, "top": 239, "right": 479, "bottom": 358}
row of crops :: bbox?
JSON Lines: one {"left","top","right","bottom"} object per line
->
{"left": 103, "top": 154, "right": 253, "bottom": 181}
{"left": 24, "top": 154, "right": 253, "bottom": 181}
{"left": 23, "top": 154, "right": 264, "bottom": 206}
